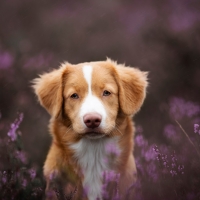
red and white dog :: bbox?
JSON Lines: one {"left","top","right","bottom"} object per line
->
{"left": 33, "top": 59, "right": 148, "bottom": 200}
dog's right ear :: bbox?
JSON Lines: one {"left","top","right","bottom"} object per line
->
{"left": 32, "top": 64, "right": 68, "bottom": 117}
{"left": 108, "top": 59, "right": 148, "bottom": 116}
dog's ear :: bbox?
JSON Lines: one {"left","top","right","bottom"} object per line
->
{"left": 114, "top": 62, "right": 148, "bottom": 115}
{"left": 32, "top": 65, "right": 67, "bottom": 117}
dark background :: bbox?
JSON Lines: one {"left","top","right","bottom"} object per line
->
{"left": 0, "top": 0, "right": 200, "bottom": 167}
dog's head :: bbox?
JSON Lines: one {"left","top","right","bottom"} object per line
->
{"left": 33, "top": 59, "right": 148, "bottom": 139}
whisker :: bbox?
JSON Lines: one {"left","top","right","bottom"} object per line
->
{"left": 114, "top": 124, "right": 123, "bottom": 136}
{"left": 108, "top": 125, "right": 123, "bottom": 137}
{"left": 63, "top": 125, "right": 73, "bottom": 137}
{"left": 109, "top": 128, "right": 114, "bottom": 137}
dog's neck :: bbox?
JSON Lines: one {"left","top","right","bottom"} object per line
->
{"left": 70, "top": 137, "right": 120, "bottom": 200}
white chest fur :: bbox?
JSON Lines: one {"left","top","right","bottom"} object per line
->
{"left": 70, "top": 137, "right": 119, "bottom": 200}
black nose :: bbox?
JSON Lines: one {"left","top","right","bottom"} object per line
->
{"left": 83, "top": 113, "right": 102, "bottom": 129}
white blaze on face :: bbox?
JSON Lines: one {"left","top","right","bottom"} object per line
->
{"left": 80, "top": 65, "right": 107, "bottom": 128}
{"left": 70, "top": 65, "right": 121, "bottom": 200}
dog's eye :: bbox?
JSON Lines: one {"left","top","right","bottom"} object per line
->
{"left": 103, "top": 90, "right": 111, "bottom": 96}
{"left": 70, "top": 93, "right": 79, "bottom": 99}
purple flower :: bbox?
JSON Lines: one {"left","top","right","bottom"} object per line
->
{"left": 163, "top": 124, "right": 180, "bottom": 142}
{"left": 146, "top": 162, "right": 158, "bottom": 182}
{"left": 178, "top": 165, "right": 184, "bottom": 174}
{"left": 103, "top": 170, "right": 119, "bottom": 183}
{"left": 105, "top": 142, "right": 120, "bottom": 156}
{"left": 135, "top": 134, "right": 148, "bottom": 147}
{"left": 171, "top": 163, "right": 176, "bottom": 168}
{"left": 83, "top": 185, "right": 89, "bottom": 198}
{"left": 153, "top": 145, "right": 159, "bottom": 153}
{"left": 171, "top": 153, "right": 177, "bottom": 163}
{"left": 102, "top": 171, "right": 120, "bottom": 199}
{"left": 0, "top": 51, "right": 14, "bottom": 69}
{"left": 136, "top": 125, "right": 143, "bottom": 133}
{"left": 7, "top": 123, "right": 17, "bottom": 141}
{"left": 22, "top": 178, "right": 28, "bottom": 187}
{"left": 144, "top": 146, "right": 155, "bottom": 161}
{"left": 153, "top": 145, "right": 168, "bottom": 167}
{"left": 7, "top": 113, "right": 24, "bottom": 141}
{"left": 170, "top": 170, "right": 177, "bottom": 177}
{"left": 29, "top": 168, "right": 36, "bottom": 180}
{"left": 49, "top": 170, "right": 58, "bottom": 181}
{"left": 194, "top": 124, "right": 200, "bottom": 134}
{"left": 31, "top": 187, "right": 43, "bottom": 196}
{"left": 169, "top": 98, "right": 200, "bottom": 120}
{"left": 15, "top": 150, "right": 27, "bottom": 164}
{"left": 1, "top": 171, "right": 7, "bottom": 183}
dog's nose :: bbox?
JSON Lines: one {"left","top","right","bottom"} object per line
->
{"left": 83, "top": 113, "right": 102, "bottom": 129}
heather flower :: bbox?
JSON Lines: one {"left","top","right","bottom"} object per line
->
{"left": 102, "top": 171, "right": 120, "bottom": 199}
{"left": 163, "top": 124, "right": 180, "bottom": 142}
{"left": 152, "top": 145, "right": 159, "bottom": 153}
{"left": 83, "top": 185, "right": 89, "bottom": 198}
{"left": 136, "top": 125, "right": 143, "bottom": 133}
{"left": 112, "top": 193, "right": 120, "bottom": 200}
{"left": 46, "top": 190, "right": 55, "bottom": 199}
{"left": 104, "top": 170, "right": 119, "bottom": 183}
{"left": 7, "top": 113, "right": 24, "bottom": 141}
{"left": 135, "top": 134, "right": 148, "bottom": 147}
{"left": 22, "top": 178, "right": 28, "bottom": 187}
{"left": 194, "top": 124, "right": 200, "bottom": 134}
{"left": 29, "top": 168, "right": 36, "bottom": 180}
{"left": 49, "top": 170, "right": 58, "bottom": 181}
{"left": 105, "top": 142, "right": 120, "bottom": 157}
{"left": 1, "top": 171, "right": 7, "bottom": 183}
{"left": 2, "top": 175, "right": 7, "bottom": 183}
{"left": 170, "top": 170, "right": 177, "bottom": 177}
{"left": 31, "top": 187, "right": 43, "bottom": 197}
{"left": 135, "top": 158, "right": 145, "bottom": 175}
{"left": 152, "top": 145, "right": 168, "bottom": 167}
{"left": 146, "top": 162, "right": 158, "bottom": 182}
{"left": 171, "top": 163, "right": 176, "bottom": 168}
{"left": 7, "top": 123, "right": 17, "bottom": 141}
{"left": 0, "top": 51, "right": 14, "bottom": 69}
{"left": 153, "top": 144, "right": 185, "bottom": 179}
{"left": 169, "top": 98, "right": 200, "bottom": 120}
{"left": 171, "top": 151, "right": 178, "bottom": 163}
{"left": 159, "top": 153, "right": 169, "bottom": 168}
{"left": 178, "top": 165, "right": 184, "bottom": 174}
{"left": 14, "top": 150, "right": 27, "bottom": 164}
{"left": 101, "top": 184, "right": 109, "bottom": 199}
{"left": 143, "top": 145, "right": 155, "bottom": 161}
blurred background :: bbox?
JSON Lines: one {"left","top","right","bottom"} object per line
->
{"left": 0, "top": 0, "right": 200, "bottom": 168}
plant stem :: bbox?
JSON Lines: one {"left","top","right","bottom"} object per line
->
{"left": 175, "top": 120, "right": 200, "bottom": 158}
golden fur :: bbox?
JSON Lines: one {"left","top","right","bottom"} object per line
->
{"left": 32, "top": 59, "right": 148, "bottom": 200}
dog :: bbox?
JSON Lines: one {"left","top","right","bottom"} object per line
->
{"left": 32, "top": 59, "right": 148, "bottom": 200}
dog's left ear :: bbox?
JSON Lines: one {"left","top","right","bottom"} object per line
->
{"left": 32, "top": 65, "right": 67, "bottom": 117}
{"left": 114, "top": 63, "right": 148, "bottom": 115}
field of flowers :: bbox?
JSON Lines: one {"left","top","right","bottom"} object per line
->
{"left": 0, "top": 98, "right": 200, "bottom": 199}
{"left": 0, "top": 0, "right": 200, "bottom": 199}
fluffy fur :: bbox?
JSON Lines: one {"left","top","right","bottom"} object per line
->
{"left": 32, "top": 59, "right": 148, "bottom": 200}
